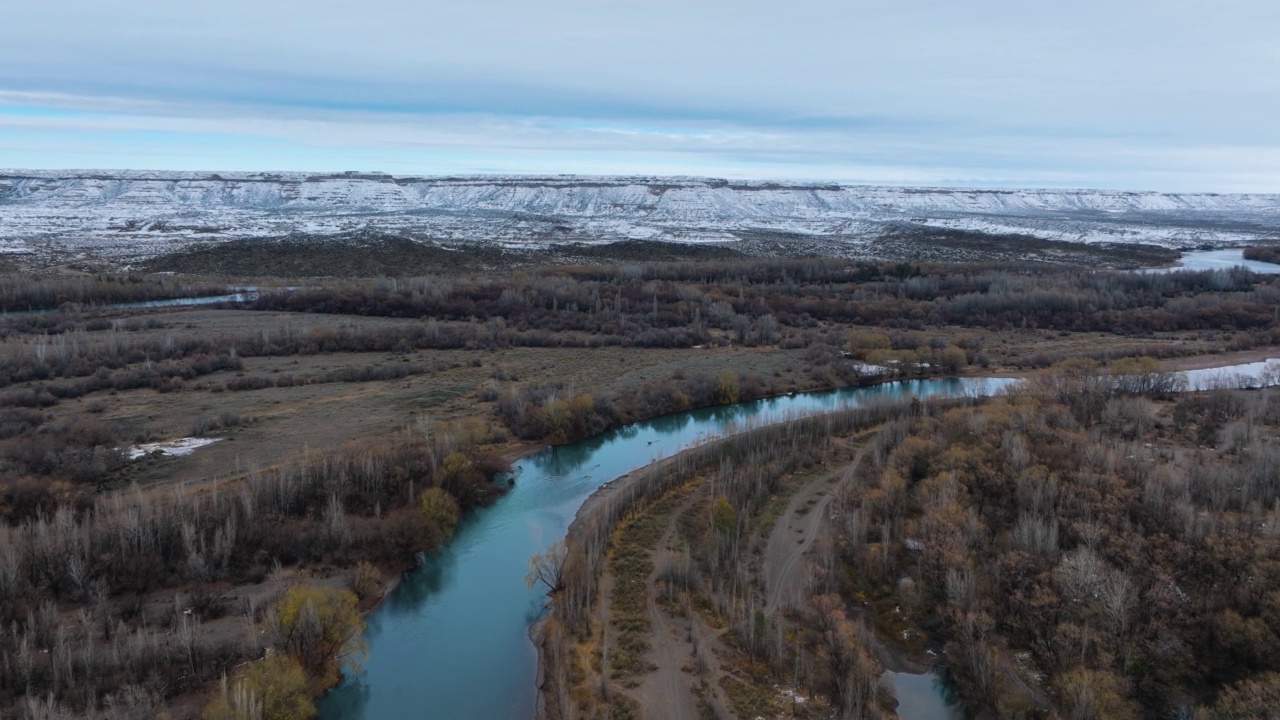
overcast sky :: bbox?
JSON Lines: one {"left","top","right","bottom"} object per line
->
{"left": 2, "top": 0, "right": 1278, "bottom": 190}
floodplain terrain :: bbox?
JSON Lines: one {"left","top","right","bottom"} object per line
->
{"left": 0, "top": 239, "right": 1279, "bottom": 719}
{"left": 543, "top": 381, "right": 1280, "bottom": 720}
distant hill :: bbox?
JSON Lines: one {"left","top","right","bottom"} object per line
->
{"left": 1, "top": 171, "right": 1277, "bottom": 267}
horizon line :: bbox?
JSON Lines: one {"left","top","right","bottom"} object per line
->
{"left": 3, "top": 167, "right": 1275, "bottom": 197}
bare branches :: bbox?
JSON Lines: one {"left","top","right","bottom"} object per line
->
{"left": 525, "top": 541, "right": 568, "bottom": 595}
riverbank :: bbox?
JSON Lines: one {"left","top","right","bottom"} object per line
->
{"left": 10, "top": 252, "right": 1280, "bottom": 717}
{"left": 320, "top": 376, "right": 1029, "bottom": 719}
{"left": 1161, "top": 346, "right": 1280, "bottom": 372}
{"left": 541, "top": 346, "right": 1280, "bottom": 553}
{"left": 534, "top": 395, "right": 993, "bottom": 720}
{"left": 530, "top": 351, "right": 1280, "bottom": 719}
{"left": 1140, "top": 247, "right": 1280, "bottom": 274}
{"left": 222, "top": 377, "right": 952, "bottom": 717}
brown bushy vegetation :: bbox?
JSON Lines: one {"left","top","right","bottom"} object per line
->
{"left": 202, "top": 652, "right": 314, "bottom": 720}
{"left": 492, "top": 345, "right": 959, "bottom": 446}
{"left": 0, "top": 427, "right": 507, "bottom": 715}
{"left": 833, "top": 377, "right": 1280, "bottom": 717}
{"left": 3, "top": 255, "right": 1277, "bottom": 717}
{"left": 143, "top": 235, "right": 752, "bottom": 277}
{"left": 0, "top": 275, "right": 230, "bottom": 313}
{"left": 541, "top": 362, "right": 1280, "bottom": 719}
{"left": 552, "top": 401, "right": 930, "bottom": 630}
{"left": 140, "top": 228, "right": 1181, "bottom": 279}
{"left": 248, "top": 259, "right": 1280, "bottom": 339}
{"left": 541, "top": 399, "right": 963, "bottom": 719}
{"left": 143, "top": 235, "right": 510, "bottom": 277}
{"left": 1242, "top": 244, "right": 1280, "bottom": 265}
{"left": 0, "top": 318, "right": 462, "bottom": 392}
{"left": 0, "top": 317, "right": 479, "bottom": 518}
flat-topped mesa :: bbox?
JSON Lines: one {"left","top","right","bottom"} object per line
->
{"left": 4, "top": 170, "right": 1279, "bottom": 208}
{"left": 1, "top": 171, "right": 1278, "bottom": 265}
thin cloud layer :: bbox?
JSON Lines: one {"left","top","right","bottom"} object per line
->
{"left": 2, "top": 0, "right": 1278, "bottom": 190}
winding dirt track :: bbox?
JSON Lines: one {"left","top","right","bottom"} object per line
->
{"left": 632, "top": 493, "right": 701, "bottom": 720}
{"left": 762, "top": 448, "right": 862, "bottom": 616}
{"left": 592, "top": 442, "right": 868, "bottom": 718}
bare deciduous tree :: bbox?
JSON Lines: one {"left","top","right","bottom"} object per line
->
{"left": 526, "top": 540, "right": 568, "bottom": 595}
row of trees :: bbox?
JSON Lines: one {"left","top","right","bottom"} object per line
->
{"left": 245, "top": 259, "right": 1280, "bottom": 338}
{"left": 538, "top": 399, "right": 966, "bottom": 719}
{"left": 1243, "top": 245, "right": 1280, "bottom": 265}
{"left": 492, "top": 344, "right": 961, "bottom": 445}
{"left": 537, "top": 363, "right": 1280, "bottom": 718}
{"left": 494, "top": 368, "right": 765, "bottom": 443}
{"left": 0, "top": 275, "right": 229, "bottom": 313}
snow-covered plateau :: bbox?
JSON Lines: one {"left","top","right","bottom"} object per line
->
{"left": 1, "top": 170, "right": 1277, "bottom": 265}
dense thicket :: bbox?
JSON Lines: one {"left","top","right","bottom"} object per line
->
{"left": 551, "top": 401, "right": 931, "bottom": 632}
{"left": 494, "top": 360, "right": 867, "bottom": 444}
{"left": 0, "top": 275, "right": 229, "bottom": 312}
{"left": 143, "top": 235, "right": 752, "bottom": 277}
{"left": 247, "top": 261, "right": 1280, "bottom": 339}
{"left": 1243, "top": 245, "right": 1280, "bottom": 265}
{"left": 0, "top": 429, "right": 508, "bottom": 714}
{"left": 2, "top": 258, "right": 1277, "bottom": 716}
{"left": 543, "top": 365, "right": 1280, "bottom": 719}
{"left": 541, "top": 398, "right": 973, "bottom": 720}
{"left": 835, "top": 382, "right": 1280, "bottom": 717}
{"left": 0, "top": 321, "right": 455, "bottom": 391}
{"left": 4, "top": 260, "right": 1273, "bottom": 426}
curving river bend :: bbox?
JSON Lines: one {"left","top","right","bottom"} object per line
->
{"left": 317, "top": 376, "right": 1016, "bottom": 720}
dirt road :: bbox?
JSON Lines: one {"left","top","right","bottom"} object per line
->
{"left": 762, "top": 451, "right": 862, "bottom": 616}
{"left": 632, "top": 493, "right": 702, "bottom": 720}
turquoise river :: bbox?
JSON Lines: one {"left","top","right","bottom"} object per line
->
{"left": 317, "top": 376, "right": 1016, "bottom": 720}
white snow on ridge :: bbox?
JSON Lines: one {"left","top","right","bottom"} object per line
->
{"left": 1, "top": 171, "right": 1278, "bottom": 263}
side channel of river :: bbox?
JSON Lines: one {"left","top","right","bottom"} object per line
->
{"left": 317, "top": 376, "right": 1017, "bottom": 720}
{"left": 1141, "top": 248, "right": 1280, "bottom": 274}
{"left": 0, "top": 291, "right": 259, "bottom": 316}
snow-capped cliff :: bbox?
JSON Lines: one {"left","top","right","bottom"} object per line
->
{"left": 1, "top": 171, "right": 1277, "bottom": 263}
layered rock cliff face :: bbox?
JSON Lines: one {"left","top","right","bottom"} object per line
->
{"left": 2, "top": 171, "right": 1277, "bottom": 264}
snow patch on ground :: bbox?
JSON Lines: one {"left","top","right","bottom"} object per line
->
{"left": 125, "top": 437, "right": 223, "bottom": 460}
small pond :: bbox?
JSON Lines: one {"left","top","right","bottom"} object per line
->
{"left": 883, "top": 669, "right": 965, "bottom": 720}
